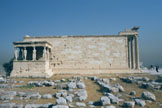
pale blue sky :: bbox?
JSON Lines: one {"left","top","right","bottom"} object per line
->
{"left": 0, "top": 0, "right": 162, "bottom": 67}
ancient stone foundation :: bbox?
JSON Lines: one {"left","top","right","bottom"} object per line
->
{"left": 11, "top": 27, "right": 140, "bottom": 78}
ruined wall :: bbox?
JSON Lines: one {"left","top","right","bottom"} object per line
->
{"left": 24, "top": 36, "right": 129, "bottom": 73}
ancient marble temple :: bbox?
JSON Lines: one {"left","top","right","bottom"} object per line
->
{"left": 11, "top": 27, "right": 140, "bottom": 78}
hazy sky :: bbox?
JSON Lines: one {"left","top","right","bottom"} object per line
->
{"left": 0, "top": 0, "right": 162, "bottom": 68}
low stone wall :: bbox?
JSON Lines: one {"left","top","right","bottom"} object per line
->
{"left": 11, "top": 61, "right": 53, "bottom": 78}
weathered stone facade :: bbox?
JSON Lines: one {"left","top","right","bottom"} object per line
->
{"left": 11, "top": 27, "right": 140, "bottom": 78}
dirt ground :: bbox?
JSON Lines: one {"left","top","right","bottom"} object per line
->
{"left": 1, "top": 73, "right": 162, "bottom": 108}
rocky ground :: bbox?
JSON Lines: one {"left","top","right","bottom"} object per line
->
{"left": 0, "top": 73, "right": 162, "bottom": 108}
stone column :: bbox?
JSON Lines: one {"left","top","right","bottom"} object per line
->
{"left": 43, "top": 47, "right": 46, "bottom": 60}
{"left": 133, "top": 37, "right": 136, "bottom": 69}
{"left": 24, "top": 47, "right": 27, "bottom": 61}
{"left": 135, "top": 35, "right": 140, "bottom": 69}
{"left": 131, "top": 37, "right": 135, "bottom": 69}
{"left": 128, "top": 38, "right": 132, "bottom": 69}
{"left": 14, "top": 47, "right": 18, "bottom": 61}
{"left": 33, "top": 46, "right": 36, "bottom": 61}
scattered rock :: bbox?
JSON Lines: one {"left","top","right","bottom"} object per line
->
{"left": 106, "top": 105, "right": 116, "bottom": 108}
{"left": 74, "top": 89, "right": 88, "bottom": 101}
{"left": 122, "top": 101, "right": 135, "bottom": 108}
{"left": 55, "top": 83, "right": 67, "bottom": 89}
{"left": 110, "top": 78, "right": 116, "bottom": 81}
{"left": 100, "top": 96, "right": 111, "bottom": 105}
{"left": 25, "top": 92, "right": 41, "bottom": 99}
{"left": 141, "top": 83, "right": 154, "bottom": 89}
{"left": 60, "top": 90, "right": 68, "bottom": 97}
{"left": 0, "top": 94, "right": 14, "bottom": 100}
{"left": 73, "top": 97, "right": 80, "bottom": 101}
{"left": 67, "top": 82, "right": 76, "bottom": 89}
{"left": 27, "top": 81, "right": 42, "bottom": 87}
{"left": 141, "top": 91, "right": 156, "bottom": 101}
{"left": 13, "top": 104, "right": 24, "bottom": 108}
{"left": 111, "top": 87, "right": 119, "bottom": 93}
{"left": 142, "top": 77, "right": 150, "bottom": 82}
{"left": 156, "top": 75, "right": 162, "bottom": 83}
{"left": 68, "top": 103, "right": 75, "bottom": 108}
{"left": 120, "top": 77, "right": 133, "bottom": 83}
{"left": 76, "top": 102, "right": 86, "bottom": 107}
{"left": 0, "top": 76, "right": 160, "bottom": 108}
{"left": 68, "top": 94, "right": 74, "bottom": 98}
{"left": 65, "top": 96, "right": 73, "bottom": 103}
{"left": 0, "top": 84, "right": 14, "bottom": 89}
{"left": 88, "top": 101, "right": 94, "bottom": 105}
{"left": 114, "top": 84, "right": 124, "bottom": 92}
{"left": 79, "top": 96, "right": 87, "bottom": 101}
{"left": 90, "top": 76, "right": 97, "bottom": 81}
{"left": 75, "top": 89, "right": 87, "bottom": 101}
{"left": 61, "top": 79, "right": 66, "bottom": 82}
{"left": 0, "top": 91, "right": 17, "bottom": 100}
{"left": 89, "top": 105, "right": 96, "bottom": 107}
{"left": 102, "top": 78, "right": 109, "bottom": 84}
{"left": 135, "top": 99, "right": 146, "bottom": 107}
{"left": 25, "top": 104, "right": 47, "bottom": 108}
{"left": 146, "top": 100, "right": 152, "bottom": 103}
{"left": 28, "top": 80, "right": 55, "bottom": 87}
{"left": 43, "top": 81, "right": 55, "bottom": 86}
{"left": 42, "top": 94, "right": 52, "bottom": 99}
{"left": 55, "top": 92, "right": 62, "bottom": 98}
{"left": 105, "top": 93, "right": 119, "bottom": 104}
{"left": 56, "top": 97, "right": 67, "bottom": 105}
{"left": 52, "top": 105, "right": 69, "bottom": 108}
{"left": 7, "top": 91, "right": 17, "bottom": 96}
{"left": 0, "top": 103, "right": 15, "bottom": 108}
{"left": 54, "top": 90, "right": 68, "bottom": 98}
{"left": 54, "top": 80, "right": 61, "bottom": 83}
{"left": 41, "top": 103, "right": 53, "bottom": 108}
{"left": 17, "top": 92, "right": 26, "bottom": 97}
{"left": 129, "top": 91, "right": 136, "bottom": 96}
{"left": 77, "top": 82, "right": 85, "bottom": 89}
{"left": 17, "top": 81, "right": 24, "bottom": 83}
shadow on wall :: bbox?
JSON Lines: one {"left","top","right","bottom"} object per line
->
{"left": 2, "top": 58, "right": 13, "bottom": 76}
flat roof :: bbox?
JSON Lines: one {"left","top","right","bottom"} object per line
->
{"left": 13, "top": 41, "right": 52, "bottom": 47}
{"left": 24, "top": 34, "right": 130, "bottom": 39}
